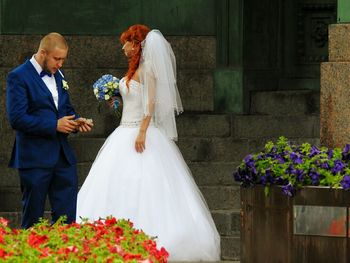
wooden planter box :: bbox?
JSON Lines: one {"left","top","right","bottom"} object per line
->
{"left": 241, "top": 185, "right": 350, "bottom": 263}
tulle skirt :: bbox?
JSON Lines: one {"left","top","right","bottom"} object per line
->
{"left": 76, "top": 126, "right": 221, "bottom": 261}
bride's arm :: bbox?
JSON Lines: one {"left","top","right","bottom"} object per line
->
{"left": 135, "top": 116, "right": 152, "bottom": 153}
{"left": 135, "top": 71, "right": 156, "bottom": 153}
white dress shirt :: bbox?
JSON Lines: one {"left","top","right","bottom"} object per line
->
{"left": 30, "top": 55, "right": 59, "bottom": 109}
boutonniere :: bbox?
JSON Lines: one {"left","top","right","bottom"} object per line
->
{"left": 62, "top": 80, "right": 69, "bottom": 90}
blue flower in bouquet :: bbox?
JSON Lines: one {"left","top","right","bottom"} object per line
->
{"left": 93, "top": 74, "right": 120, "bottom": 109}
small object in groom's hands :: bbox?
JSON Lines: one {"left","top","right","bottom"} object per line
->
{"left": 75, "top": 118, "right": 94, "bottom": 127}
{"left": 85, "top": 118, "right": 94, "bottom": 126}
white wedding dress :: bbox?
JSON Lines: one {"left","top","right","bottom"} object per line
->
{"left": 76, "top": 77, "right": 221, "bottom": 261}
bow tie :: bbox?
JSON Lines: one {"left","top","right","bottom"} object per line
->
{"left": 40, "top": 70, "right": 52, "bottom": 78}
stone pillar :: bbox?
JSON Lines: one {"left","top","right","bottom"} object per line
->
{"left": 320, "top": 24, "right": 350, "bottom": 148}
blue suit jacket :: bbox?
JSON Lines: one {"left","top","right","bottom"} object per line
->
{"left": 6, "top": 60, "right": 78, "bottom": 169}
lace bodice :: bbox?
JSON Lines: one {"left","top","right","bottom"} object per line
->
{"left": 119, "top": 77, "right": 152, "bottom": 127}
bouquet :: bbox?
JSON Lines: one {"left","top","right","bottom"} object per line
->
{"left": 93, "top": 74, "right": 122, "bottom": 113}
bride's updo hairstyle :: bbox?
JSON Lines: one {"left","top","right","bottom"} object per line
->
{"left": 120, "top": 24, "right": 151, "bottom": 87}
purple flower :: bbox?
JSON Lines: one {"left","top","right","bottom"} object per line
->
{"left": 290, "top": 152, "right": 303, "bottom": 164}
{"left": 285, "top": 164, "right": 296, "bottom": 175}
{"left": 244, "top": 154, "right": 254, "bottom": 167}
{"left": 341, "top": 175, "right": 350, "bottom": 190}
{"left": 309, "top": 146, "right": 321, "bottom": 157}
{"left": 320, "top": 162, "right": 330, "bottom": 170}
{"left": 282, "top": 183, "right": 296, "bottom": 197}
{"left": 260, "top": 175, "right": 268, "bottom": 185}
{"left": 260, "top": 169, "right": 273, "bottom": 185}
{"left": 274, "top": 155, "right": 285, "bottom": 164}
{"left": 295, "top": 169, "right": 304, "bottom": 182}
{"left": 309, "top": 169, "right": 320, "bottom": 185}
{"left": 332, "top": 160, "right": 346, "bottom": 174}
{"left": 342, "top": 144, "right": 350, "bottom": 161}
{"left": 233, "top": 167, "right": 256, "bottom": 187}
{"left": 233, "top": 171, "right": 242, "bottom": 182}
{"left": 274, "top": 176, "right": 286, "bottom": 185}
{"left": 327, "top": 149, "right": 333, "bottom": 159}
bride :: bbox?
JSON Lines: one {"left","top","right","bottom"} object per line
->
{"left": 76, "top": 24, "right": 220, "bottom": 261}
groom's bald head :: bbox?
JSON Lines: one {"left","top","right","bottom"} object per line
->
{"left": 35, "top": 32, "right": 69, "bottom": 74}
{"left": 38, "top": 32, "right": 68, "bottom": 53}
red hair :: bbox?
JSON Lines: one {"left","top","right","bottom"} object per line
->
{"left": 120, "top": 24, "right": 151, "bottom": 87}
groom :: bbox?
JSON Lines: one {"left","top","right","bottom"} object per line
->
{"left": 6, "top": 32, "right": 92, "bottom": 228}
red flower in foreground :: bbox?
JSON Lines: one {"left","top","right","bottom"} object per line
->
{"left": 57, "top": 245, "right": 79, "bottom": 256}
{"left": 105, "top": 217, "right": 117, "bottom": 226}
{"left": 0, "top": 216, "right": 169, "bottom": 262}
{"left": 39, "top": 247, "right": 51, "bottom": 258}
{"left": 0, "top": 218, "right": 8, "bottom": 227}
{"left": 0, "top": 248, "right": 7, "bottom": 259}
{"left": 61, "top": 234, "right": 69, "bottom": 243}
{"left": 28, "top": 232, "right": 49, "bottom": 248}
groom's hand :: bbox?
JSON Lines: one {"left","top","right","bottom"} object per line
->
{"left": 75, "top": 118, "right": 93, "bottom": 133}
{"left": 57, "top": 115, "right": 78, "bottom": 134}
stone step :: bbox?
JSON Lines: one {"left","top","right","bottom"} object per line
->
{"left": 0, "top": 131, "right": 14, "bottom": 164}
{"left": 70, "top": 135, "right": 321, "bottom": 166}
{"left": 178, "top": 137, "right": 249, "bottom": 162}
{"left": 69, "top": 137, "right": 105, "bottom": 163}
{"left": 212, "top": 209, "right": 240, "bottom": 236}
{"left": 0, "top": 185, "right": 240, "bottom": 212}
{"left": 0, "top": 138, "right": 320, "bottom": 187}
{"left": 232, "top": 115, "right": 320, "bottom": 139}
{"left": 176, "top": 113, "right": 231, "bottom": 138}
{"left": 0, "top": 35, "right": 216, "bottom": 70}
{"left": 221, "top": 235, "right": 240, "bottom": 261}
{"left": 278, "top": 78, "right": 320, "bottom": 91}
{"left": 187, "top": 161, "right": 239, "bottom": 187}
{"left": 200, "top": 186, "right": 240, "bottom": 210}
{"left": 250, "top": 90, "right": 320, "bottom": 116}
{"left": 0, "top": 165, "right": 18, "bottom": 187}
{"left": 0, "top": 161, "right": 239, "bottom": 188}
{"left": 69, "top": 137, "right": 250, "bottom": 163}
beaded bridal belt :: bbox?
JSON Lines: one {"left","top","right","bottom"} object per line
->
{"left": 120, "top": 120, "right": 155, "bottom": 127}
